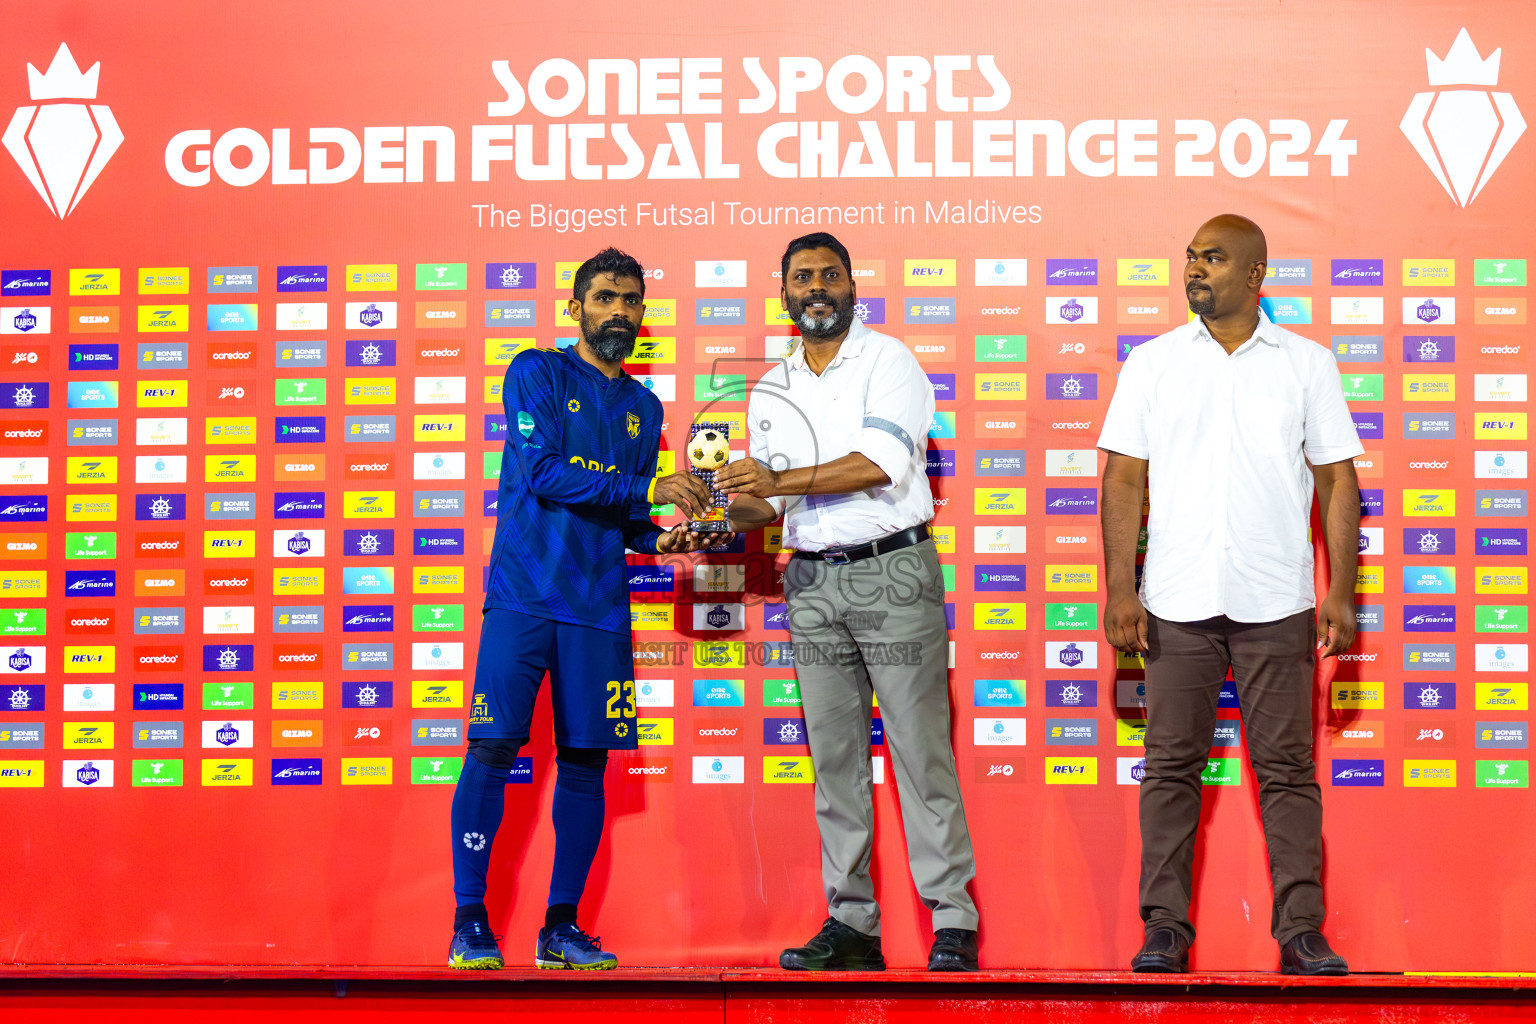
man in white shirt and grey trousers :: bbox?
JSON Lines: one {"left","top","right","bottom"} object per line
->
{"left": 717, "top": 232, "right": 979, "bottom": 972}
{"left": 1099, "top": 214, "right": 1362, "bottom": 976}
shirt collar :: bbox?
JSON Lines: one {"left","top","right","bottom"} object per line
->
{"left": 787, "top": 317, "right": 870, "bottom": 372}
{"left": 1191, "top": 307, "right": 1282, "bottom": 350}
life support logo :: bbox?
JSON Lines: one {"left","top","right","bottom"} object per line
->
{"left": 1401, "top": 29, "right": 1525, "bottom": 208}
{"left": 4, "top": 44, "right": 123, "bottom": 218}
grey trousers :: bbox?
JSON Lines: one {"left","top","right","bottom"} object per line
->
{"left": 783, "top": 539, "right": 979, "bottom": 934}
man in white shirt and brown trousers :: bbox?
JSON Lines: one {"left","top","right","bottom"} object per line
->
{"left": 718, "top": 232, "right": 979, "bottom": 972}
{"left": 1099, "top": 214, "right": 1362, "bottom": 975}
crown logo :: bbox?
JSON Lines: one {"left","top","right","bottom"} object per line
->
{"left": 1426, "top": 28, "right": 1500, "bottom": 87}
{"left": 3, "top": 43, "right": 124, "bottom": 217}
{"left": 1401, "top": 29, "right": 1525, "bottom": 208}
{"left": 28, "top": 43, "right": 100, "bottom": 99}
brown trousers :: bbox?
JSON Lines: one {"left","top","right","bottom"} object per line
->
{"left": 1138, "top": 609, "right": 1324, "bottom": 945}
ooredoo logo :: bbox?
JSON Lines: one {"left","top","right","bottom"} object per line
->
{"left": 1401, "top": 29, "right": 1525, "bottom": 208}
{"left": 273, "top": 644, "right": 323, "bottom": 670}
{"left": 4, "top": 44, "right": 123, "bottom": 218}
{"left": 204, "top": 569, "right": 253, "bottom": 595}
{"left": 346, "top": 456, "right": 395, "bottom": 480}
{"left": 134, "top": 646, "right": 184, "bottom": 671}
{"left": 66, "top": 609, "right": 115, "bottom": 634}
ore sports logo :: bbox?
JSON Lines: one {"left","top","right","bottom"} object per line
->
{"left": 1401, "top": 29, "right": 1526, "bottom": 208}
{"left": 4, "top": 44, "right": 123, "bottom": 217}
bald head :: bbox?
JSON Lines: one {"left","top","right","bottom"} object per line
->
{"left": 1185, "top": 215, "right": 1268, "bottom": 324}
{"left": 1198, "top": 214, "right": 1267, "bottom": 266}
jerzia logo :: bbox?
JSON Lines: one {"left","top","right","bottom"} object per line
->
{"left": 1401, "top": 29, "right": 1525, "bottom": 208}
{"left": 3, "top": 44, "right": 123, "bottom": 218}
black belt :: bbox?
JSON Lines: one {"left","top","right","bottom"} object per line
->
{"left": 792, "top": 524, "right": 931, "bottom": 566}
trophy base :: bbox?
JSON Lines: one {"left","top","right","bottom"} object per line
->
{"left": 688, "top": 520, "right": 730, "bottom": 534}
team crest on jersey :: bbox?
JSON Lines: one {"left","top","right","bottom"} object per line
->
{"left": 615, "top": 721, "right": 628, "bottom": 737}
{"left": 517, "top": 411, "right": 534, "bottom": 438}
{"left": 567, "top": 399, "right": 580, "bottom": 413}
{"left": 627, "top": 412, "right": 640, "bottom": 439}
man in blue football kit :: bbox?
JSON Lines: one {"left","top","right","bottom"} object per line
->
{"left": 448, "top": 248, "right": 726, "bottom": 969}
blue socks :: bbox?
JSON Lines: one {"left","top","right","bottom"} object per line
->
{"left": 549, "top": 753, "right": 608, "bottom": 908}
{"left": 450, "top": 746, "right": 609, "bottom": 924}
{"left": 450, "top": 752, "right": 507, "bottom": 912}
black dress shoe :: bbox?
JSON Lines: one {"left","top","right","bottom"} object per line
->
{"left": 780, "top": 917, "right": 885, "bottom": 971}
{"left": 1280, "top": 931, "right": 1349, "bottom": 976}
{"left": 928, "top": 928, "right": 978, "bottom": 971}
{"left": 1131, "top": 927, "right": 1190, "bottom": 973}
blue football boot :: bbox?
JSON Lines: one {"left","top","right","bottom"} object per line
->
{"left": 448, "top": 921, "right": 504, "bottom": 970}
{"left": 535, "top": 922, "right": 618, "bottom": 970}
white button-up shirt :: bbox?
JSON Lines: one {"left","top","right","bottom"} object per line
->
{"left": 746, "top": 319, "right": 936, "bottom": 550}
{"left": 1097, "top": 310, "right": 1363, "bottom": 623}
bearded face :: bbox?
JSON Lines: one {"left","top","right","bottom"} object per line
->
{"left": 582, "top": 309, "right": 639, "bottom": 362}
{"left": 786, "top": 288, "right": 857, "bottom": 339}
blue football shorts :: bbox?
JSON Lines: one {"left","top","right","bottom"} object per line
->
{"left": 467, "top": 608, "right": 639, "bottom": 749}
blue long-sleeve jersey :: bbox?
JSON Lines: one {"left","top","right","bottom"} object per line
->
{"left": 484, "top": 345, "right": 665, "bottom": 635}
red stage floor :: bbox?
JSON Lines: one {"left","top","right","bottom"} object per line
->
{"left": 3, "top": 966, "right": 1534, "bottom": 1022}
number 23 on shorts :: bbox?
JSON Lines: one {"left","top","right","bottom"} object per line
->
{"left": 605, "top": 680, "right": 636, "bottom": 718}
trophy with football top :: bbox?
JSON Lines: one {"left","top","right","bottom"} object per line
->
{"left": 686, "top": 421, "right": 731, "bottom": 534}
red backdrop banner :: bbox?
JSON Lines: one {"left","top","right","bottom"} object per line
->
{"left": 0, "top": 0, "right": 1530, "bottom": 972}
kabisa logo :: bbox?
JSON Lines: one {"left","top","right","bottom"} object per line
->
{"left": 3, "top": 44, "right": 123, "bottom": 218}
{"left": 1401, "top": 29, "right": 1525, "bottom": 208}
{"left": 1058, "top": 643, "right": 1084, "bottom": 667}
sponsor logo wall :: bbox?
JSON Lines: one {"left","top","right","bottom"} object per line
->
{"left": 0, "top": 2, "right": 1528, "bottom": 972}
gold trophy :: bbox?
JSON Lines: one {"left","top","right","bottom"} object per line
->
{"left": 686, "top": 421, "right": 731, "bottom": 533}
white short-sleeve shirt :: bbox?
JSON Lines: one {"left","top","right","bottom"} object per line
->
{"left": 746, "top": 319, "right": 936, "bottom": 550}
{"left": 1097, "top": 310, "right": 1363, "bottom": 623}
